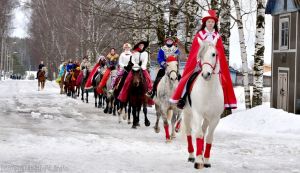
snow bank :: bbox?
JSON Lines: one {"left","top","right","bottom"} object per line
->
{"left": 218, "top": 105, "right": 300, "bottom": 136}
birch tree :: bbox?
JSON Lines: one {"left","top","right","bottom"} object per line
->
{"left": 233, "top": 0, "right": 251, "bottom": 109}
{"left": 252, "top": 0, "right": 266, "bottom": 107}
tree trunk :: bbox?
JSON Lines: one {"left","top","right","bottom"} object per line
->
{"left": 169, "top": 0, "right": 179, "bottom": 34}
{"left": 184, "top": 0, "right": 199, "bottom": 53}
{"left": 233, "top": 0, "right": 251, "bottom": 109}
{"left": 219, "top": 0, "right": 230, "bottom": 62}
{"left": 252, "top": 0, "right": 266, "bottom": 107}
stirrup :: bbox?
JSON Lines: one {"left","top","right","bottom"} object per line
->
{"left": 145, "top": 91, "right": 153, "bottom": 97}
{"left": 177, "top": 98, "right": 186, "bottom": 109}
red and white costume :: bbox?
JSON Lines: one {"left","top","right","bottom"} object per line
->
{"left": 170, "top": 12, "right": 237, "bottom": 109}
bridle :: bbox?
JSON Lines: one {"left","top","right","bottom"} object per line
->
{"left": 197, "top": 54, "right": 219, "bottom": 74}
{"left": 167, "top": 69, "right": 178, "bottom": 80}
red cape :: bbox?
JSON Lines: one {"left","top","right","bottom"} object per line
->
{"left": 84, "top": 63, "right": 100, "bottom": 90}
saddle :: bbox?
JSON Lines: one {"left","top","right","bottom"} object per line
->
{"left": 186, "top": 71, "right": 201, "bottom": 106}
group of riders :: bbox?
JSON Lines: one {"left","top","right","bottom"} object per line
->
{"left": 36, "top": 10, "right": 238, "bottom": 168}
{"left": 37, "top": 9, "right": 237, "bottom": 112}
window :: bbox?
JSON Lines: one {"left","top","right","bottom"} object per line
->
{"left": 279, "top": 18, "right": 289, "bottom": 50}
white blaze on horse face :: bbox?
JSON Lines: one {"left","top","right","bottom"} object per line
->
{"left": 167, "top": 61, "right": 178, "bottom": 81}
{"left": 201, "top": 43, "right": 217, "bottom": 81}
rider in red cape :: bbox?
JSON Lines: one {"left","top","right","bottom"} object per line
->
{"left": 84, "top": 56, "right": 105, "bottom": 90}
{"left": 170, "top": 10, "right": 237, "bottom": 110}
{"left": 96, "top": 48, "right": 119, "bottom": 94}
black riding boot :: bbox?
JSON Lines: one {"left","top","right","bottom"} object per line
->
{"left": 150, "top": 69, "right": 165, "bottom": 98}
{"left": 176, "top": 71, "right": 200, "bottom": 109}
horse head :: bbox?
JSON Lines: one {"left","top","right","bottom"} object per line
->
{"left": 165, "top": 56, "right": 179, "bottom": 81}
{"left": 197, "top": 37, "right": 220, "bottom": 81}
{"left": 83, "top": 68, "right": 89, "bottom": 79}
{"left": 132, "top": 64, "right": 142, "bottom": 88}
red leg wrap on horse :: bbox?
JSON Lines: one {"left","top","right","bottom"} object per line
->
{"left": 175, "top": 121, "right": 181, "bottom": 131}
{"left": 204, "top": 143, "right": 212, "bottom": 158}
{"left": 164, "top": 125, "right": 170, "bottom": 139}
{"left": 196, "top": 138, "right": 204, "bottom": 156}
{"left": 187, "top": 135, "right": 194, "bottom": 153}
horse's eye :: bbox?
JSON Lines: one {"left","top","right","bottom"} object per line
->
{"left": 212, "top": 53, "right": 216, "bottom": 57}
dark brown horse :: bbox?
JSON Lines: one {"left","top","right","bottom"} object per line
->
{"left": 129, "top": 67, "right": 150, "bottom": 129}
{"left": 37, "top": 67, "right": 47, "bottom": 91}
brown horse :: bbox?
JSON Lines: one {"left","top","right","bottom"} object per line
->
{"left": 37, "top": 67, "right": 47, "bottom": 91}
{"left": 129, "top": 67, "right": 150, "bottom": 129}
{"left": 64, "top": 70, "right": 78, "bottom": 98}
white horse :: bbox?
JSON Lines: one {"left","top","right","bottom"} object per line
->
{"left": 154, "top": 58, "right": 182, "bottom": 142}
{"left": 183, "top": 37, "right": 224, "bottom": 169}
{"left": 104, "top": 69, "right": 118, "bottom": 115}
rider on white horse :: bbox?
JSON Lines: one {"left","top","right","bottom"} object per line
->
{"left": 170, "top": 10, "right": 237, "bottom": 110}
{"left": 150, "top": 33, "right": 181, "bottom": 98}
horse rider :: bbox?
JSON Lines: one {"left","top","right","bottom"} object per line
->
{"left": 96, "top": 48, "right": 119, "bottom": 94}
{"left": 80, "top": 56, "right": 91, "bottom": 71}
{"left": 117, "top": 41, "right": 153, "bottom": 103}
{"left": 64, "top": 59, "right": 76, "bottom": 81}
{"left": 111, "top": 43, "right": 132, "bottom": 89}
{"left": 169, "top": 10, "right": 237, "bottom": 110}
{"left": 36, "top": 61, "right": 45, "bottom": 79}
{"left": 85, "top": 55, "right": 107, "bottom": 90}
{"left": 150, "top": 33, "right": 181, "bottom": 98}
{"left": 56, "top": 60, "right": 66, "bottom": 82}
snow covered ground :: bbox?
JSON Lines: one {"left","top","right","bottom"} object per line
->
{"left": 0, "top": 80, "right": 299, "bottom": 173}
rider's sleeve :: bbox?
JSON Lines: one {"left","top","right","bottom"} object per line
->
{"left": 141, "top": 52, "right": 148, "bottom": 70}
{"left": 157, "top": 49, "right": 166, "bottom": 67}
{"left": 119, "top": 53, "right": 126, "bottom": 68}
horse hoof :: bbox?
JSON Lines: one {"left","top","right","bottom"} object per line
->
{"left": 95, "top": 103, "right": 97, "bottom": 107}
{"left": 165, "top": 139, "right": 172, "bottom": 143}
{"left": 194, "top": 162, "right": 204, "bottom": 169}
{"left": 131, "top": 125, "right": 137, "bottom": 129}
{"left": 154, "top": 126, "right": 160, "bottom": 133}
{"left": 204, "top": 163, "right": 211, "bottom": 168}
{"left": 127, "top": 121, "right": 131, "bottom": 124}
{"left": 104, "top": 109, "right": 108, "bottom": 114}
{"left": 136, "top": 123, "right": 140, "bottom": 127}
{"left": 171, "top": 134, "right": 176, "bottom": 139}
{"left": 145, "top": 120, "right": 150, "bottom": 127}
{"left": 188, "top": 158, "right": 195, "bottom": 163}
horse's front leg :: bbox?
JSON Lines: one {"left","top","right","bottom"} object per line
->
{"left": 143, "top": 104, "right": 150, "bottom": 127}
{"left": 131, "top": 106, "right": 137, "bottom": 129}
{"left": 85, "top": 90, "right": 89, "bottom": 103}
{"left": 154, "top": 104, "right": 161, "bottom": 133}
{"left": 162, "top": 111, "right": 171, "bottom": 142}
{"left": 202, "top": 118, "right": 219, "bottom": 168}
{"left": 128, "top": 103, "right": 131, "bottom": 124}
{"left": 183, "top": 108, "right": 195, "bottom": 163}
{"left": 81, "top": 88, "right": 84, "bottom": 101}
{"left": 194, "top": 112, "right": 205, "bottom": 169}
{"left": 170, "top": 110, "right": 178, "bottom": 139}
{"left": 94, "top": 89, "right": 98, "bottom": 107}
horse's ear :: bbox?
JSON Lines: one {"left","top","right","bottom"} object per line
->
{"left": 197, "top": 37, "right": 203, "bottom": 47}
